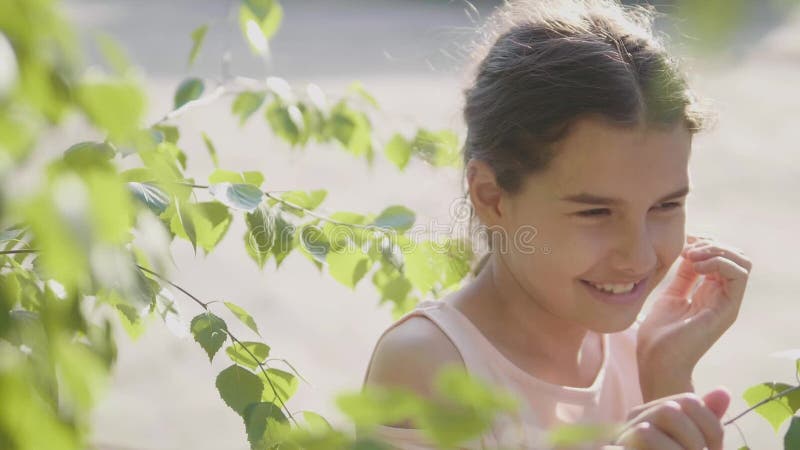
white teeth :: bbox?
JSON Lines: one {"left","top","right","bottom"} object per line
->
{"left": 588, "top": 281, "right": 636, "bottom": 294}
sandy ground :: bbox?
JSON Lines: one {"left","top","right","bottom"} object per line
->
{"left": 50, "top": 1, "right": 800, "bottom": 449}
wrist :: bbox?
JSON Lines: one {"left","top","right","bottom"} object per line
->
{"left": 637, "top": 355, "right": 695, "bottom": 402}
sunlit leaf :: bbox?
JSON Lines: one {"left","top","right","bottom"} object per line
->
{"left": 224, "top": 301, "right": 261, "bottom": 336}
{"left": 259, "top": 368, "right": 298, "bottom": 404}
{"left": 742, "top": 382, "right": 800, "bottom": 432}
{"left": 226, "top": 341, "right": 270, "bottom": 371}
{"left": 326, "top": 247, "right": 371, "bottom": 290}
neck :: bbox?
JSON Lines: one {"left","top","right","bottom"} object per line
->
{"left": 459, "top": 253, "right": 597, "bottom": 371}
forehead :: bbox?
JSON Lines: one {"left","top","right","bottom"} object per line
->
{"left": 533, "top": 117, "right": 692, "bottom": 201}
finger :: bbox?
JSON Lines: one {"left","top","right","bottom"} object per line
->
{"left": 687, "top": 245, "right": 752, "bottom": 273}
{"left": 674, "top": 393, "right": 726, "bottom": 450}
{"left": 691, "top": 256, "right": 749, "bottom": 281}
{"left": 646, "top": 400, "right": 707, "bottom": 450}
{"left": 701, "top": 387, "right": 731, "bottom": 419}
{"left": 663, "top": 255, "right": 700, "bottom": 297}
{"left": 617, "top": 422, "right": 683, "bottom": 450}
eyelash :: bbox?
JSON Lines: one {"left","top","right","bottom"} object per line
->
{"left": 576, "top": 202, "right": 684, "bottom": 218}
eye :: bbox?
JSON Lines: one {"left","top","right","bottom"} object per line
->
{"left": 576, "top": 208, "right": 611, "bottom": 217}
{"left": 653, "top": 201, "right": 683, "bottom": 211}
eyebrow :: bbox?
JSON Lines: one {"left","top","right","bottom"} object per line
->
{"left": 560, "top": 186, "right": 691, "bottom": 206}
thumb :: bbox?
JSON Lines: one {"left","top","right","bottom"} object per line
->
{"left": 702, "top": 386, "right": 731, "bottom": 419}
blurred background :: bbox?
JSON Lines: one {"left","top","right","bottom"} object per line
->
{"left": 49, "top": 0, "right": 800, "bottom": 448}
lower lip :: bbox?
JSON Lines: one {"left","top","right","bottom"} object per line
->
{"left": 580, "top": 276, "right": 649, "bottom": 305}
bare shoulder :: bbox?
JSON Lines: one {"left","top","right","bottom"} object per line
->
{"left": 364, "top": 315, "right": 465, "bottom": 413}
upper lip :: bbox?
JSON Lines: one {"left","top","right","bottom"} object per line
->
{"left": 583, "top": 275, "right": 649, "bottom": 285}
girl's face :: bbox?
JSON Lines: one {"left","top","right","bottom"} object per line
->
{"left": 491, "top": 117, "right": 692, "bottom": 333}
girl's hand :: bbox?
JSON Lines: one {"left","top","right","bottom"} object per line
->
{"left": 636, "top": 235, "right": 752, "bottom": 400}
{"left": 613, "top": 388, "right": 730, "bottom": 450}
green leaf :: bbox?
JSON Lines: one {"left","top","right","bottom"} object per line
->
{"left": 259, "top": 368, "right": 299, "bottom": 404}
{"left": 742, "top": 382, "right": 800, "bottom": 432}
{"left": 216, "top": 364, "right": 264, "bottom": 416}
{"left": 152, "top": 124, "right": 180, "bottom": 144}
{"left": 76, "top": 79, "right": 145, "bottom": 141}
{"left": 226, "top": 341, "right": 270, "bottom": 370}
{"left": 298, "top": 224, "right": 330, "bottom": 266}
{"left": 194, "top": 202, "right": 233, "bottom": 253}
{"left": 64, "top": 141, "right": 115, "bottom": 165}
{"left": 244, "top": 401, "right": 289, "bottom": 449}
{"left": 326, "top": 100, "right": 372, "bottom": 157}
{"left": 174, "top": 198, "right": 197, "bottom": 252}
{"left": 188, "top": 24, "right": 208, "bottom": 67}
{"left": 209, "top": 182, "right": 264, "bottom": 212}
{"left": 232, "top": 91, "right": 266, "bottom": 125}
{"left": 224, "top": 301, "right": 261, "bottom": 336}
{"left": 384, "top": 133, "right": 412, "bottom": 170}
{"left": 278, "top": 189, "right": 327, "bottom": 217}
{"left": 411, "top": 129, "right": 461, "bottom": 167}
{"left": 785, "top": 416, "right": 800, "bottom": 450}
{"left": 372, "top": 205, "right": 415, "bottom": 233}
{"left": 173, "top": 77, "right": 204, "bottom": 109}
{"left": 245, "top": 203, "right": 274, "bottom": 269}
{"left": 336, "top": 386, "right": 423, "bottom": 429}
{"left": 190, "top": 313, "right": 228, "bottom": 362}
{"left": 128, "top": 182, "right": 169, "bottom": 215}
{"left": 265, "top": 100, "right": 301, "bottom": 146}
{"left": 546, "top": 424, "right": 618, "bottom": 447}
{"left": 201, "top": 132, "right": 219, "bottom": 168}
{"left": 302, "top": 411, "right": 332, "bottom": 432}
{"left": 326, "top": 248, "right": 371, "bottom": 290}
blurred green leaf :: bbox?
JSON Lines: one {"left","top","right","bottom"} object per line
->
{"left": 239, "top": 0, "right": 283, "bottom": 56}
{"left": 188, "top": 24, "right": 208, "bottom": 67}
{"left": 76, "top": 79, "right": 145, "bottom": 141}
{"left": 232, "top": 91, "right": 266, "bottom": 125}
{"left": 173, "top": 77, "right": 204, "bottom": 109}
{"left": 201, "top": 132, "right": 219, "bottom": 168}
{"left": 786, "top": 416, "right": 800, "bottom": 450}
{"left": 384, "top": 133, "right": 412, "bottom": 170}
{"left": 347, "top": 81, "right": 378, "bottom": 109}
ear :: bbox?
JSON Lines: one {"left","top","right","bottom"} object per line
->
{"left": 466, "top": 159, "right": 505, "bottom": 227}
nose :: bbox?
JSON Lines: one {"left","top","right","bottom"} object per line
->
{"left": 613, "top": 220, "right": 658, "bottom": 277}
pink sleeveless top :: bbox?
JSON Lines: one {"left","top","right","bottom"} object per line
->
{"left": 361, "top": 298, "right": 644, "bottom": 449}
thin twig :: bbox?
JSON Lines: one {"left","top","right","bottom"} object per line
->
{"left": 0, "top": 249, "right": 38, "bottom": 255}
{"left": 135, "top": 263, "right": 298, "bottom": 426}
{"left": 723, "top": 384, "right": 800, "bottom": 426}
{"left": 136, "top": 264, "right": 208, "bottom": 309}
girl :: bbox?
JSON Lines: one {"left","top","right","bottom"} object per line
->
{"left": 362, "top": 0, "right": 752, "bottom": 448}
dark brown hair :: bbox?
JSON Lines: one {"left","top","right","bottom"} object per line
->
{"left": 462, "top": 0, "right": 710, "bottom": 276}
